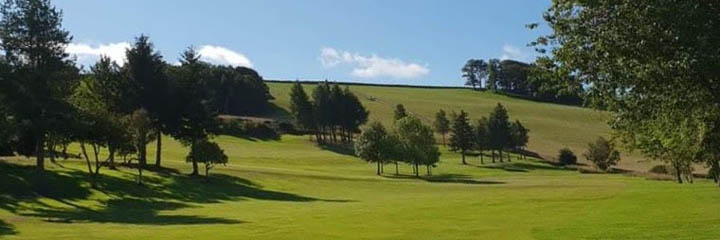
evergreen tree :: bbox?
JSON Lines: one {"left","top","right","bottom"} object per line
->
{"left": 0, "top": 0, "right": 75, "bottom": 171}
{"left": 487, "top": 103, "right": 511, "bottom": 162}
{"left": 355, "top": 122, "right": 393, "bottom": 175}
{"left": 449, "top": 110, "right": 474, "bottom": 165}
{"left": 289, "top": 81, "right": 314, "bottom": 133}
{"left": 433, "top": 109, "right": 450, "bottom": 145}
{"left": 311, "top": 81, "right": 332, "bottom": 144}
{"left": 186, "top": 139, "right": 228, "bottom": 179}
{"left": 486, "top": 59, "right": 501, "bottom": 91}
{"left": 341, "top": 86, "right": 369, "bottom": 142}
{"left": 509, "top": 120, "right": 529, "bottom": 160}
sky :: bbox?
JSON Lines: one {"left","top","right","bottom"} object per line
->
{"left": 54, "top": 0, "right": 552, "bottom": 86}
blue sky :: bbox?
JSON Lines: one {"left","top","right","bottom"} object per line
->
{"left": 55, "top": 0, "right": 551, "bottom": 86}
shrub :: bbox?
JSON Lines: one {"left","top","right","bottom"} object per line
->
{"left": 557, "top": 147, "right": 577, "bottom": 166}
{"left": 583, "top": 137, "right": 620, "bottom": 171}
{"left": 219, "top": 120, "right": 279, "bottom": 140}
{"left": 649, "top": 165, "right": 669, "bottom": 174}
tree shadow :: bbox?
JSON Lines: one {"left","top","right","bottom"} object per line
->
{"left": 0, "top": 161, "right": 350, "bottom": 227}
{"left": 0, "top": 219, "right": 16, "bottom": 236}
{"left": 383, "top": 174, "right": 505, "bottom": 185}
{"left": 478, "top": 161, "right": 573, "bottom": 173}
{"left": 318, "top": 143, "right": 356, "bottom": 157}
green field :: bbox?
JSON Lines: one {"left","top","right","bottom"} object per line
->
{"left": 1, "top": 84, "right": 719, "bottom": 239}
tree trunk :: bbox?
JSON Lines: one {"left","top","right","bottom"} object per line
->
{"left": 414, "top": 162, "right": 419, "bottom": 177}
{"left": 48, "top": 139, "right": 56, "bottom": 163}
{"left": 461, "top": 150, "right": 467, "bottom": 165}
{"left": 36, "top": 134, "right": 45, "bottom": 172}
{"left": 675, "top": 164, "right": 683, "bottom": 184}
{"left": 61, "top": 144, "right": 68, "bottom": 160}
{"left": 138, "top": 165, "right": 143, "bottom": 185}
{"left": 395, "top": 161, "right": 399, "bottom": 175}
{"left": 80, "top": 143, "right": 96, "bottom": 188}
{"left": 107, "top": 146, "right": 116, "bottom": 170}
{"left": 376, "top": 161, "right": 381, "bottom": 175}
{"left": 155, "top": 131, "right": 162, "bottom": 167}
{"left": 442, "top": 134, "right": 446, "bottom": 146}
{"left": 491, "top": 150, "right": 496, "bottom": 163}
{"left": 92, "top": 144, "right": 101, "bottom": 175}
{"left": 191, "top": 158, "right": 199, "bottom": 176}
{"left": 712, "top": 160, "right": 720, "bottom": 187}
{"left": 499, "top": 150, "right": 504, "bottom": 162}
{"left": 426, "top": 165, "right": 430, "bottom": 175}
{"left": 480, "top": 150, "right": 484, "bottom": 165}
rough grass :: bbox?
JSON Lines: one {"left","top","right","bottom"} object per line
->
{"left": 1, "top": 135, "right": 719, "bottom": 239}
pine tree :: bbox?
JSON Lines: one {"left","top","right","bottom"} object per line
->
{"left": 433, "top": 110, "right": 450, "bottom": 145}
{"left": 449, "top": 110, "right": 474, "bottom": 165}
{"left": 289, "top": 81, "right": 314, "bottom": 133}
{"left": 487, "top": 103, "right": 511, "bottom": 162}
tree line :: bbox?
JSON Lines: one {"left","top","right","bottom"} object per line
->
{"left": 0, "top": 0, "right": 272, "bottom": 184}
{"left": 462, "top": 58, "right": 584, "bottom": 105}
{"left": 289, "top": 81, "right": 369, "bottom": 145}
{"left": 440, "top": 104, "right": 529, "bottom": 165}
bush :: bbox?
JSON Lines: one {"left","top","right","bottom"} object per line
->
{"left": 558, "top": 148, "right": 577, "bottom": 165}
{"left": 649, "top": 165, "right": 669, "bottom": 174}
{"left": 583, "top": 137, "right": 620, "bottom": 171}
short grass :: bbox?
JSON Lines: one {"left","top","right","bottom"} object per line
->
{"left": 265, "top": 82, "right": 654, "bottom": 171}
{"left": 1, "top": 135, "right": 719, "bottom": 239}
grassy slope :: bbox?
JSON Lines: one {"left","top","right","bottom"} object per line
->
{"left": 1, "top": 83, "right": 718, "bottom": 239}
{"left": 266, "top": 82, "right": 651, "bottom": 171}
{"left": 1, "top": 135, "right": 719, "bottom": 240}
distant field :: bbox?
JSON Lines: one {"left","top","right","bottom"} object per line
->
{"left": 1, "top": 135, "right": 719, "bottom": 239}
{"left": 266, "top": 82, "right": 654, "bottom": 171}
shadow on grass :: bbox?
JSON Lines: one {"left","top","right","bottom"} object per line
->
{"left": 383, "top": 174, "right": 505, "bottom": 185}
{"left": 0, "top": 219, "right": 16, "bottom": 236}
{"left": 0, "top": 161, "right": 349, "bottom": 227}
{"left": 319, "top": 143, "right": 356, "bottom": 157}
{"left": 477, "top": 161, "right": 575, "bottom": 173}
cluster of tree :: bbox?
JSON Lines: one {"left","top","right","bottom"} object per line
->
{"left": 355, "top": 111, "right": 440, "bottom": 177}
{"left": 289, "top": 81, "right": 369, "bottom": 144}
{"left": 444, "top": 104, "right": 529, "bottom": 165}
{"left": 461, "top": 58, "right": 584, "bottom": 105}
{"left": 0, "top": 0, "right": 258, "bottom": 184}
{"left": 536, "top": 0, "right": 720, "bottom": 185}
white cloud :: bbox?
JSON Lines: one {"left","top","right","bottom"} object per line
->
{"left": 197, "top": 45, "right": 253, "bottom": 68}
{"left": 319, "top": 47, "right": 429, "bottom": 79}
{"left": 66, "top": 42, "right": 131, "bottom": 66}
{"left": 500, "top": 44, "right": 531, "bottom": 61}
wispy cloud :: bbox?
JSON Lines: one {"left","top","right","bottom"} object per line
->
{"left": 66, "top": 42, "right": 131, "bottom": 66}
{"left": 196, "top": 45, "right": 253, "bottom": 68}
{"left": 500, "top": 44, "right": 532, "bottom": 62}
{"left": 319, "top": 47, "right": 429, "bottom": 79}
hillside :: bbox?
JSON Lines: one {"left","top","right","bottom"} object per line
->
{"left": 266, "top": 81, "right": 650, "bottom": 171}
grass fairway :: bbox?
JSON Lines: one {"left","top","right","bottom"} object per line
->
{"left": 1, "top": 135, "right": 719, "bottom": 239}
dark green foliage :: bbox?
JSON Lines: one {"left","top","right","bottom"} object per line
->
{"left": 486, "top": 59, "right": 500, "bottom": 91}
{"left": 433, "top": 109, "right": 450, "bottom": 145}
{"left": 558, "top": 148, "right": 577, "bottom": 166}
{"left": 186, "top": 139, "right": 228, "bottom": 178}
{"left": 0, "top": 0, "right": 76, "bottom": 171}
{"left": 449, "top": 110, "right": 474, "bottom": 165}
{"left": 205, "top": 65, "right": 272, "bottom": 116}
{"left": 583, "top": 137, "right": 620, "bottom": 171}
{"left": 487, "top": 103, "right": 511, "bottom": 162}
{"left": 393, "top": 104, "right": 408, "bottom": 121}
{"left": 289, "top": 81, "right": 314, "bottom": 131}
{"left": 474, "top": 117, "right": 489, "bottom": 164}
{"left": 649, "top": 165, "right": 669, "bottom": 175}
{"left": 308, "top": 81, "right": 369, "bottom": 144}
{"left": 462, "top": 59, "right": 488, "bottom": 90}
{"left": 509, "top": 120, "right": 529, "bottom": 155}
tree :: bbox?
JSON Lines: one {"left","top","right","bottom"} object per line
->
{"left": 311, "top": 81, "right": 332, "bottom": 144}
{"left": 127, "top": 109, "right": 156, "bottom": 185}
{"left": 449, "top": 110, "right": 474, "bottom": 165}
{"left": 355, "top": 122, "right": 394, "bottom": 175}
{"left": 0, "top": 0, "right": 75, "bottom": 171}
{"left": 393, "top": 104, "right": 408, "bottom": 121}
{"left": 537, "top": 0, "right": 720, "bottom": 185}
{"left": 433, "top": 110, "right": 450, "bottom": 145}
{"left": 474, "top": 117, "right": 489, "bottom": 164}
{"left": 186, "top": 139, "right": 228, "bottom": 179}
{"left": 487, "top": 103, "right": 511, "bottom": 162}
{"left": 462, "top": 59, "right": 488, "bottom": 90}
{"left": 289, "top": 81, "right": 314, "bottom": 132}
{"left": 87, "top": 56, "right": 126, "bottom": 169}
{"left": 170, "top": 47, "right": 220, "bottom": 176}
{"left": 558, "top": 148, "right": 577, "bottom": 166}
{"left": 340, "top": 86, "right": 369, "bottom": 142}
{"left": 486, "top": 59, "right": 500, "bottom": 91}
{"left": 509, "top": 120, "right": 529, "bottom": 159}
{"left": 123, "top": 35, "right": 168, "bottom": 167}
{"left": 395, "top": 116, "right": 440, "bottom": 176}
{"left": 583, "top": 137, "right": 620, "bottom": 171}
